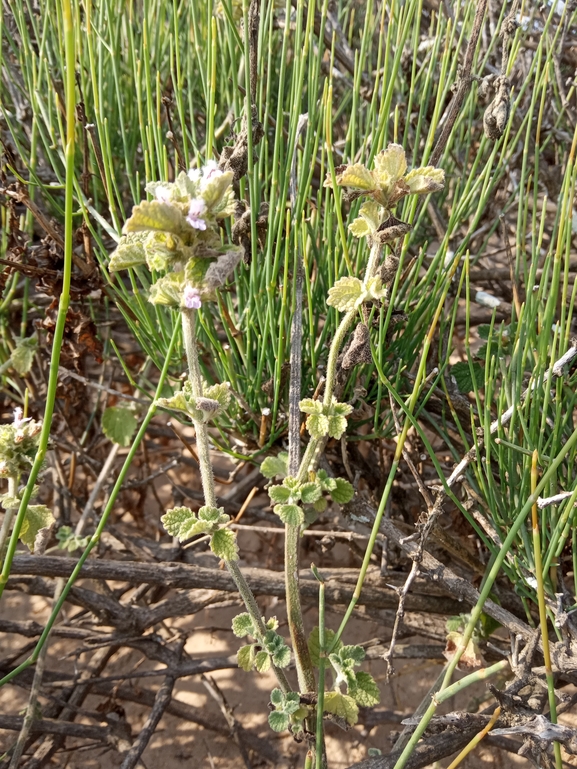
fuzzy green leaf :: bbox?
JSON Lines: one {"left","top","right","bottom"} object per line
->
{"left": 268, "top": 484, "right": 292, "bottom": 504}
{"left": 232, "top": 613, "right": 255, "bottom": 638}
{"left": 299, "top": 398, "right": 323, "bottom": 415}
{"left": 272, "top": 644, "right": 291, "bottom": 668}
{"left": 161, "top": 506, "right": 198, "bottom": 538}
{"left": 305, "top": 413, "right": 330, "bottom": 439}
{"left": 336, "top": 163, "right": 375, "bottom": 191}
{"left": 254, "top": 650, "right": 271, "bottom": 672}
{"left": 198, "top": 505, "right": 229, "bottom": 524}
{"left": 268, "top": 710, "right": 289, "bottom": 732}
{"left": 148, "top": 271, "right": 185, "bottom": 307}
{"left": 350, "top": 671, "right": 380, "bottom": 707}
{"left": 270, "top": 688, "right": 284, "bottom": 708}
{"left": 203, "top": 381, "right": 231, "bottom": 411}
{"left": 11, "top": 336, "right": 37, "bottom": 375}
{"left": 323, "top": 691, "right": 359, "bottom": 725}
{"left": 274, "top": 504, "right": 304, "bottom": 526}
{"left": 340, "top": 645, "right": 366, "bottom": 665}
{"left": 124, "top": 200, "right": 185, "bottom": 234}
{"left": 101, "top": 406, "right": 138, "bottom": 447}
{"left": 404, "top": 166, "right": 445, "bottom": 195}
{"left": 108, "top": 234, "right": 147, "bottom": 271}
{"left": 237, "top": 644, "right": 256, "bottom": 672}
{"left": 260, "top": 453, "right": 288, "bottom": 480}
{"left": 19, "top": 505, "right": 55, "bottom": 552}
{"left": 373, "top": 143, "right": 407, "bottom": 186}
{"left": 299, "top": 481, "right": 322, "bottom": 504}
{"left": 330, "top": 478, "right": 354, "bottom": 504}
{"left": 327, "top": 276, "right": 364, "bottom": 312}
{"left": 327, "top": 415, "right": 348, "bottom": 440}
{"left": 349, "top": 217, "right": 372, "bottom": 238}
{"left": 210, "top": 528, "right": 238, "bottom": 561}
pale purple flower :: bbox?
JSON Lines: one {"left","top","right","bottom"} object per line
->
{"left": 183, "top": 285, "right": 202, "bottom": 310}
{"left": 154, "top": 185, "right": 172, "bottom": 203}
{"left": 186, "top": 198, "right": 207, "bottom": 230}
{"left": 187, "top": 167, "right": 201, "bottom": 183}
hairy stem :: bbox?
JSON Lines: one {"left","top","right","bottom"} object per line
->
{"left": 181, "top": 309, "right": 217, "bottom": 508}
{"left": 182, "top": 309, "right": 291, "bottom": 692}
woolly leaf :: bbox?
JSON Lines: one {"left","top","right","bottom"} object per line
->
{"left": 299, "top": 398, "right": 323, "bottom": 415}
{"left": 350, "top": 671, "right": 380, "bottom": 707}
{"left": 270, "top": 688, "right": 284, "bottom": 708}
{"left": 305, "top": 413, "right": 330, "bottom": 439}
{"left": 156, "top": 391, "right": 189, "bottom": 413}
{"left": 232, "top": 613, "right": 256, "bottom": 638}
{"left": 201, "top": 170, "right": 234, "bottom": 209}
{"left": 210, "top": 528, "right": 239, "bottom": 561}
{"left": 272, "top": 644, "right": 291, "bottom": 668}
{"left": 124, "top": 200, "right": 185, "bottom": 234}
{"left": 254, "top": 650, "right": 271, "bottom": 672}
{"left": 237, "top": 644, "right": 255, "bottom": 671}
{"left": 102, "top": 406, "right": 138, "bottom": 447}
{"left": 327, "top": 415, "right": 348, "bottom": 440}
{"left": 198, "top": 505, "right": 229, "bottom": 524}
{"left": 336, "top": 163, "right": 375, "bottom": 191}
{"left": 203, "top": 381, "right": 231, "bottom": 411}
{"left": 108, "top": 234, "right": 147, "bottom": 271}
{"left": 161, "top": 506, "right": 198, "bottom": 538}
{"left": 349, "top": 217, "right": 372, "bottom": 238}
{"left": 11, "top": 336, "right": 37, "bottom": 375}
{"left": 323, "top": 691, "right": 359, "bottom": 725}
{"left": 340, "top": 645, "right": 366, "bottom": 665}
{"left": 404, "top": 166, "right": 445, "bottom": 195}
{"left": 330, "top": 478, "right": 354, "bottom": 504}
{"left": 300, "top": 482, "right": 322, "bottom": 505}
{"left": 373, "top": 144, "right": 407, "bottom": 187}
{"left": 327, "top": 277, "right": 364, "bottom": 312}
{"left": 268, "top": 485, "right": 292, "bottom": 504}
{"left": 274, "top": 504, "right": 304, "bottom": 526}
{"left": 261, "top": 453, "right": 288, "bottom": 479}
{"left": 19, "top": 505, "right": 55, "bottom": 552}
{"left": 268, "top": 710, "right": 289, "bottom": 732}
{"left": 331, "top": 401, "right": 354, "bottom": 417}
{"left": 148, "top": 271, "right": 185, "bottom": 307}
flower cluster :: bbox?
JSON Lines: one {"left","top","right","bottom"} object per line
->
{"left": 108, "top": 162, "right": 243, "bottom": 309}
{"left": 326, "top": 143, "right": 445, "bottom": 241}
{"left": 0, "top": 408, "right": 42, "bottom": 479}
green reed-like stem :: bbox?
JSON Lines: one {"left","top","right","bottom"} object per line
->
{"left": 0, "top": 325, "right": 180, "bottom": 688}
{"left": 0, "top": 0, "right": 75, "bottom": 599}
{"left": 531, "top": 450, "right": 563, "bottom": 769}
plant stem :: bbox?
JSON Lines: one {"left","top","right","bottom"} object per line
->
{"left": 531, "top": 449, "right": 563, "bottom": 769}
{"left": 285, "top": 525, "right": 316, "bottom": 692}
{"left": 181, "top": 309, "right": 217, "bottom": 508}
{"left": 0, "top": 325, "right": 181, "bottom": 688}
{"left": 0, "top": 0, "right": 75, "bottom": 599}
{"left": 181, "top": 308, "right": 291, "bottom": 691}
{"left": 313, "top": 566, "right": 326, "bottom": 769}
{"left": 0, "top": 476, "right": 18, "bottom": 563}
